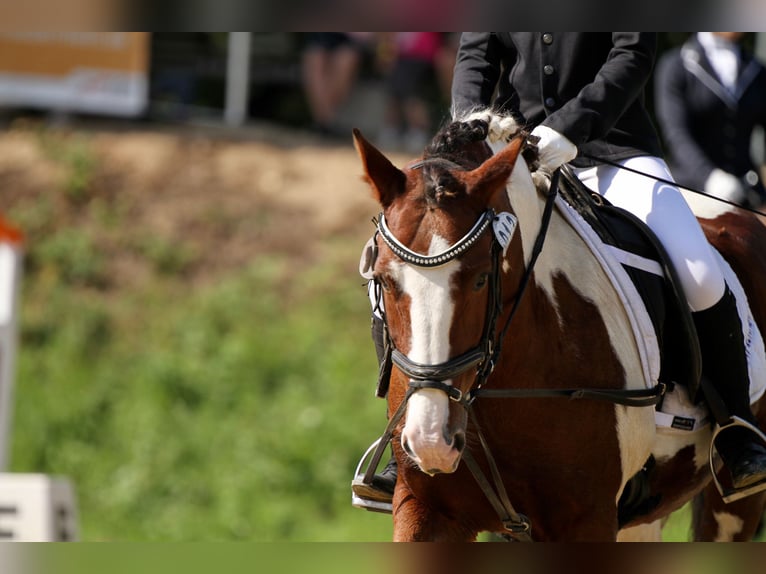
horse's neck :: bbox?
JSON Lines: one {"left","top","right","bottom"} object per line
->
{"left": 502, "top": 155, "right": 648, "bottom": 394}
{"left": 504, "top": 155, "right": 550, "bottom": 268}
{"left": 490, "top": 141, "right": 618, "bottom": 311}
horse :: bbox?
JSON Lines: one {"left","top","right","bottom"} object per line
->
{"left": 352, "top": 113, "right": 766, "bottom": 541}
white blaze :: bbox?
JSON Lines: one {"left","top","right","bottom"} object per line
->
{"left": 394, "top": 235, "right": 462, "bottom": 471}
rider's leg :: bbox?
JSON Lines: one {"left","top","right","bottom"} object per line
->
{"left": 691, "top": 287, "right": 766, "bottom": 488}
{"left": 575, "top": 156, "right": 766, "bottom": 492}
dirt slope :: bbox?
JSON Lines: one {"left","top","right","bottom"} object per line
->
{"left": 0, "top": 120, "right": 411, "bottom": 289}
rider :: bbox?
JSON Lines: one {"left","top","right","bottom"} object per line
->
{"left": 353, "top": 32, "right": 766, "bottom": 507}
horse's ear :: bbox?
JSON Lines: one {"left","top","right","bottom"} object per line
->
{"left": 353, "top": 128, "right": 407, "bottom": 208}
{"left": 462, "top": 137, "right": 524, "bottom": 203}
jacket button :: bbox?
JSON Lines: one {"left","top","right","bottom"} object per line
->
{"left": 542, "top": 33, "right": 553, "bottom": 44}
{"left": 545, "top": 97, "right": 556, "bottom": 108}
{"left": 544, "top": 65, "right": 555, "bottom": 75}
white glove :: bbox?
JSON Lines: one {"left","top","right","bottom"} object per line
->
{"left": 530, "top": 125, "right": 578, "bottom": 174}
{"left": 705, "top": 168, "right": 746, "bottom": 204}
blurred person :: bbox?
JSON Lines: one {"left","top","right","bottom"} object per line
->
{"left": 433, "top": 33, "right": 461, "bottom": 105}
{"left": 354, "top": 32, "right": 766, "bottom": 510}
{"left": 301, "top": 33, "right": 370, "bottom": 138}
{"left": 655, "top": 32, "right": 766, "bottom": 209}
{"left": 376, "top": 32, "right": 443, "bottom": 153}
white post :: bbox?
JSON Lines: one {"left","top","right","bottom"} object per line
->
{"left": 224, "top": 32, "right": 252, "bottom": 126}
{"left": 0, "top": 224, "right": 22, "bottom": 471}
{"left": 0, "top": 222, "right": 79, "bottom": 542}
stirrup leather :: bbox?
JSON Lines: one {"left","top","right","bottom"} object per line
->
{"left": 351, "top": 438, "right": 393, "bottom": 514}
{"left": 709, "top": 416, "right": 766, "bottom": 503}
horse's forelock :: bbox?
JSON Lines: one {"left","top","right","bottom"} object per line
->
{"left": 411, "top": 119, "right": 493, "bottom": 206}
{"left": 420, "top": 167, "right": 463, "bottom": 206}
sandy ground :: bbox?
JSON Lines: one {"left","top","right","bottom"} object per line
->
{"left": 0, "top": 119, "right": 413, "bottom": 289}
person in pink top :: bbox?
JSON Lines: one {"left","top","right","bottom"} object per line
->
{"left": 377, "top": 33, "right": 444, "bottom": 153}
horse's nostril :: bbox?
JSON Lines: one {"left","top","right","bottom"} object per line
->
{"left": 453, "top": 431, "right": 466, "bottom": 453}
{"left": 402, "top": 437, "right": 415, "bottom": 458}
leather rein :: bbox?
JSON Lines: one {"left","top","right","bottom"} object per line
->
{"left": 366, "top": 163, "right": 667, "bottom": 541}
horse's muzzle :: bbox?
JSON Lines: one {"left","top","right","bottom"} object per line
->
{"left": 401, "top": 425, "right": 466, "bottom": 476}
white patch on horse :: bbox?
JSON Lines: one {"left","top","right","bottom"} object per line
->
{"left": 713, "top": 510, "right": 745, "bottom": 541}
{"left": 395, "top": 234, "right": 461, "bottom": 472}
{"left": 394, "top": 235, "right": 456, "bottom": 365}
{"left": 617, "top": 520, "right": 662, "bottom": 541}
{"left": 653, "top": 428, "right": 710, "bottom": 471}
{"left": 680, "top": 189, "right": 737, "bottom": 221}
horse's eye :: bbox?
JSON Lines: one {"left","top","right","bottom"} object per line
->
{"left": 474, "top": 273, "right": 490, "bottom": 291}
{"left": 376, "top": 275, "right": 392, "bottom": 292}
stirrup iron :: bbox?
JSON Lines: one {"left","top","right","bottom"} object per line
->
{"left": 351, "top": 438, "right": 393, "bottom": 514}
{"left": 709, "top": 416, "right": 766, "bottom": 504}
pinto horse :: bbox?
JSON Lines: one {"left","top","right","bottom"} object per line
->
{"left": 353, "top": 114, "right": 766, "bottom": 541}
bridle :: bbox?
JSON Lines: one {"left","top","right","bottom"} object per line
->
{"left": 377, "top": 207, "right": 502, "bottom": 402}
{"left": 362, "top": 161, "right": 667, "bottom": 541}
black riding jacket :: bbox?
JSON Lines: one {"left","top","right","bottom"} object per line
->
{"left": 654, "top": 35, "right": 766, "bottom": 197}
{"left": 451, "top": 32, "right": 663, "bottom": 168}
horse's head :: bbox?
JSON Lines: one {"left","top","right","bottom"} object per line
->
{"left": 354, "top": 121, "right": 528, "bottom": 476}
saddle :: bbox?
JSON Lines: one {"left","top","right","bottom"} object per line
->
{"left": 557, "top": 167, "right": 702, "bottom": 406}
{"left": 556, "top": 168, "right": 766, "bottom": 509}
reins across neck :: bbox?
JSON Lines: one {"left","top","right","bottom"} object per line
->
{"left": 580, "top": 153, "right": 766, "bottom": 218}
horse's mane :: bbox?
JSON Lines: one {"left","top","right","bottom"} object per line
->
{"left": 417, "top": 114, "right": 538, "bottom": 204}
{"left": 423, "top": 119, "right": 490, "bottom": 169}
{"left": 426, "top": 112, "right": 539, "bottom": 167}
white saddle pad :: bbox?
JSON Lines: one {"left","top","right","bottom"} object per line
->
{"left": 554, "top": 196, "right": 766, "bottom": 431}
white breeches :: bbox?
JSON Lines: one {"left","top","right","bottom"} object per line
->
{"left": 573, "top": 156, "right": 725, "bottom": 312}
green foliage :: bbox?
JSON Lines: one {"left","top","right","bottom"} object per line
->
{"left": 34, "top": 228, "right": 109, "bottom": 288}
{"left": 134, "top": 235, "right": 199, "bottom": 276}
{"left": 11, "top": 252, "right": 392, "bottom": 541}
{"left": 1, "top": 125, "right": 393, "bottom": 541}
{"left": 38, "top": 131, "right": 97, "bottom": 204}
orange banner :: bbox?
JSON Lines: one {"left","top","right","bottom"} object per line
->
{"left": 0, "top": 33, "right": 149, "bottom": 117}
{"left": 0, "top": 33, "right": 148, "bottom": 77}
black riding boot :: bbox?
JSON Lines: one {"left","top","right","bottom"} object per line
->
{"left": 693, "top": 286, "right": 766, "bottom": 491}
{"left": 370, "top": 455, "right": 398, "bottom": 497}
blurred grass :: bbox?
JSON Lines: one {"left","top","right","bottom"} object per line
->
{"left": 3, "top": 123, "right": 393, "bottom": 541}
{"left": 11, "top": 249, "right": 393, "bottom": 541}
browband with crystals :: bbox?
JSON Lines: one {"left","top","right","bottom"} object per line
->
{"left": 377, "top": 209, "right": 495, "bottom": 268}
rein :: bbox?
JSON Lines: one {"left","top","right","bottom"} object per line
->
{"left": 367, "top": 161, "right": 667, "bottom": 541}
{"left": 580, "top": 153, "right": 766, "bottom": 218}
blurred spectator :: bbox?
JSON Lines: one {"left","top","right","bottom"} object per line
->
{"left": 433, "top": 33, "right": 460, "bottom": 106}
{"left": 655, "top": 32, "right": 766, "bottom": 208}
{"left": 376, "top": 32, "right": 444, "bottom": 153}
{"left": 301, "top": 33, "right": 371, "bottom": 138}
